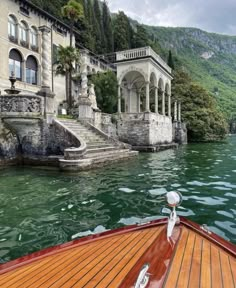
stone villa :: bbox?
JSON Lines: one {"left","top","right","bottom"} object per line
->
{"left": 0, "top": 0, "right": 186, "bottom": 171}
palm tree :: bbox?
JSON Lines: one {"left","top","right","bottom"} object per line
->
{"left": 55, "top": 45, "right": 80, "bottom": 109}
{"left": 61, "top": 0, "right": 84, "bottom": 112}
{"left": 62, "top": 0, "right": 84, "bottom": 47}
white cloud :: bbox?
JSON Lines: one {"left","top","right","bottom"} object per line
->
{"left": 107, "top": 0, "right": 236, "bottom": 35}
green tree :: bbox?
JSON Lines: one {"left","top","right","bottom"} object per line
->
{"left": 113, "top": 11, "right": 133, "bottom": 51}
{"left": 55, "top": 45, "right": 80, "bottom": 109}
{"left": 167, "top": 50, "right": 174, "bottom": 69}
{"left": 172, "top": 70, "right": 228, "bottom": 141}
{"left": 91, "top": 71, "right": 118, "bottom": 113}
{"left": 102, "top": 1, "right": 113, "bottom": 53}
{"left": 61, "top": 0, "right": 83, "bottom": 111}
{"left": 133, "top": 25, "right": 149, "bottom": 48}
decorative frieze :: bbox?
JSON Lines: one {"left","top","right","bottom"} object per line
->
{"left": 0, "top": 95, "right": 43, "bottom": 113}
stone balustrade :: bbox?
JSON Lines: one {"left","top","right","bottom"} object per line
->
{"left": 115, "top": 46, "right": 172, "bottom": 74}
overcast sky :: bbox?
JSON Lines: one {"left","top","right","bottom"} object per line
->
{"left": 107, "top": 0, "right": 236, "bottom": 35}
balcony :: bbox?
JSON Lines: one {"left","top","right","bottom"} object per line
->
{"left": 115, "top": 46, "right": 171, "bottom": 74}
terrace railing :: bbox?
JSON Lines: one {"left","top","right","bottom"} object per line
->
{"left": 115, "top": 46, "right": 171, "bottom": 74}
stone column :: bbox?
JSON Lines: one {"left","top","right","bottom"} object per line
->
{"left": 128, "top": 87, "right": 131, "bottom": 113}
{"left": 178, "top": 101, "right": 181, "bottom": 122}
{"left": 161, "top": 89, "right": 165, "bottom": 115}
{"left": 117, "top": 85, "right": 121, "bottom": 113}
{"left": 145, "top": 82, "right": 150, "bottom": 112}
{"left": 38, "top": 26, "right": 52, "bottom": 90}
{"left": 174, "top": 101, "right": 177, "bottom": 121}
{"left": 137, "top": 90, "right": 141, "bottom": 113}
{"left": 168, "top": 94, "right": 171, "bottom": 117}
{"left": 154, "top": 87, "right": 158, "bottom": 114}
{"left": 37, "top": 25, "right": 55, "bottom": 122}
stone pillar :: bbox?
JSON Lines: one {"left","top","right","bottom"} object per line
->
{"left": 117, "top": 85, "right": 121, "bottom": 113}
{"left": 168, "top": 94, "right": 171, "bottom": 117}
{"left": 145, "top": 82, "right": 150, "bottom": 112}
{"left": 174, "top": 101, "right": 177, "bottom": 121}
{"left": 128, "top": 87, "right": 131, "bottom": 113}
{"left": 137, "top": 90, "right": 141, "bottom": 113}
{"left": 38, "top": 26, "right": 51, "bottom": 89}
{"left": 178, "top": 101, "right": 181, "bottom": 122}
{"left": 154, "top": 87, "right": 158, "bottom": 114}
{"left": 37, "top": 25, "right": 55, "bottom": 123}
{"left": 161, "top": 90, "right": 165, "bottom": 115}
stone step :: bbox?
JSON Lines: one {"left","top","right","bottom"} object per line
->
{"left": 59, "top": 151, "right": 138, "bottom": 171}
{"left": 86, "top": 146, "right": 119, "bottom": 155}
{"left": 91, "top": 151, "right": 138, "bottom": 164}
{"left": 87, "top": 143, "right": 112, "bottom": 149}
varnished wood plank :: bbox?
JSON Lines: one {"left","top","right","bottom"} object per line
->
{"left": 163, "top": 227, "right": 189, "bottom": 287}
{"left": 24, "top": 233, "right": 126, "bottom": 288}
{"left": 188, "top": 236, "right": 202, "bottom": 288}
{"left": 74, "top": 231, "right": 149, "bottom": 287}
{"left": 211, "top": 245, "right": 223, "bottom": 288}
{"left": 100, "top": 228, "right": 164, "bottom": 288}
{"left": 81, "top": 227, "right": 162, "bottom": 288}
{"left": 0, "top": 239, "right": 101, "bottom": 287}
{"left": 220, "top": 251, "right": 234, "bottom": 288}
{"left": 0, "top": 249, "right": 77, "bottom": 288}
{"left": 229, "top": 256, "right": 236, "bottom": 287}
{"left": 200, "top": 240, "right": 211, "bottom": 288}
{"left": 42, "top": 230, "right": 139, "bottom": 288}
{"left": 177, "top": 231, "right": 196, "bottom": 288}
{"left": 6, "top": 236, "right": 114, "bottom": 288}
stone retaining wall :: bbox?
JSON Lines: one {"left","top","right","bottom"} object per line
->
{"left": 117, "top": 112, "right": 173, "bottom": 146}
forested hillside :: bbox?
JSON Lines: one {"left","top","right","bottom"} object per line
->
{"left": 146, "top": 26, "right": 236, "bottom": 119}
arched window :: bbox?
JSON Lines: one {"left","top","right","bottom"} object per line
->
{"left": 9, "top": 49, "right": 22, "bottom": 81}
{"left": 8, "top": 15, "right": 17, "bottom": 40}
{"left": 19, "top": 21, "right": 28, "bottom": 45}
{"left": 26, "top": 56, "right": 38, "bottom": 85}
{"left": 30, "top": 27, "right": 38, "bottom": 49}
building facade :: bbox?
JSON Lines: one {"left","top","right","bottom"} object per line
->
{"left": 0, "top": 0, "right": 114, "bottom": 110}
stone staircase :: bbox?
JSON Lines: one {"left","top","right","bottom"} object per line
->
{"left": 56, "top": 119, "right": 138, "bottom": 171}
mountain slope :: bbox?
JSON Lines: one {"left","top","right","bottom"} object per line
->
{"left": 145, "top": 26, "right": 236, "bottom": 118}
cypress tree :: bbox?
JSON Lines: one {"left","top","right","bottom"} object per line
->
{"left": 133, "top": 25, "right": 149, "bottom": 48}
{"left": 102, "top": 0, "right": 113, "bottom": 53}
{"left": 93, "top": 0, "right": 105, "bottom": 53}
{"left": 167, "top": 50, "right": 175, "bottom": 69}
{"left": 113, "top": 11, "right": 134, "bottom": 51}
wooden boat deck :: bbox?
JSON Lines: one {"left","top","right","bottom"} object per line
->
{"left": 0, "top": 218, "right": 235, "bottom": 287}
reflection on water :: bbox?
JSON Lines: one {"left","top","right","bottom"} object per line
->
{"left": 0, "top": 137, "right": 236, "bottom": 262}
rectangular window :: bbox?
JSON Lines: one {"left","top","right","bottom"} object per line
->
{"left": 15, "top": 61, "right": 21, "bottom": 80}
{"left": 9, "top": 59, "right": 14, "bottom": 76}
{"left": 26, "top": 69, "right": 37, "bottom": 85}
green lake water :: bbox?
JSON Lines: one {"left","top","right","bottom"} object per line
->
{"left": 0, "top": 137, "right": 236, "bottom": 263}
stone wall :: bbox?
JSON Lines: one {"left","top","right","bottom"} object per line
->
{"left": 117, "top": 112, "right": 173, "bottom": 146}
{"left": 173, "top": 122, "right": 188, "bottom": 144}
{"left": 0, "top": 117, "right": 81, "bottom": 167}
{"left": 0, "top": 119, "right": 18, "bottom": 160}
{"left": 93, "top": 112, "right": 117, "bottom": 138}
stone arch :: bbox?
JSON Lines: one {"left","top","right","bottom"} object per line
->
{"left": 9, "top": 48, "right": 24, "bottom": 81}
{"left": 8, "top": 14, "right": 18, "bottom": 40}
{"left": 158, "top": 77, "right": 164, "bottom": 91}
{"left": 149, "top": 72, "right": 158, "bottom": 112}
{"left": 165, "top": 82, "right": 171, "bottom": 94}
{"left": 118, "top": 66, "right": 148, "bottom": 85}
{"left": 19, "top": 20, "right": 29, "bottom": 46}
{"left": 30, "top": 25, "right": 38, "bottom": 48}
{"left": 120, "top": 70, "right": 146, "bottom": 113}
